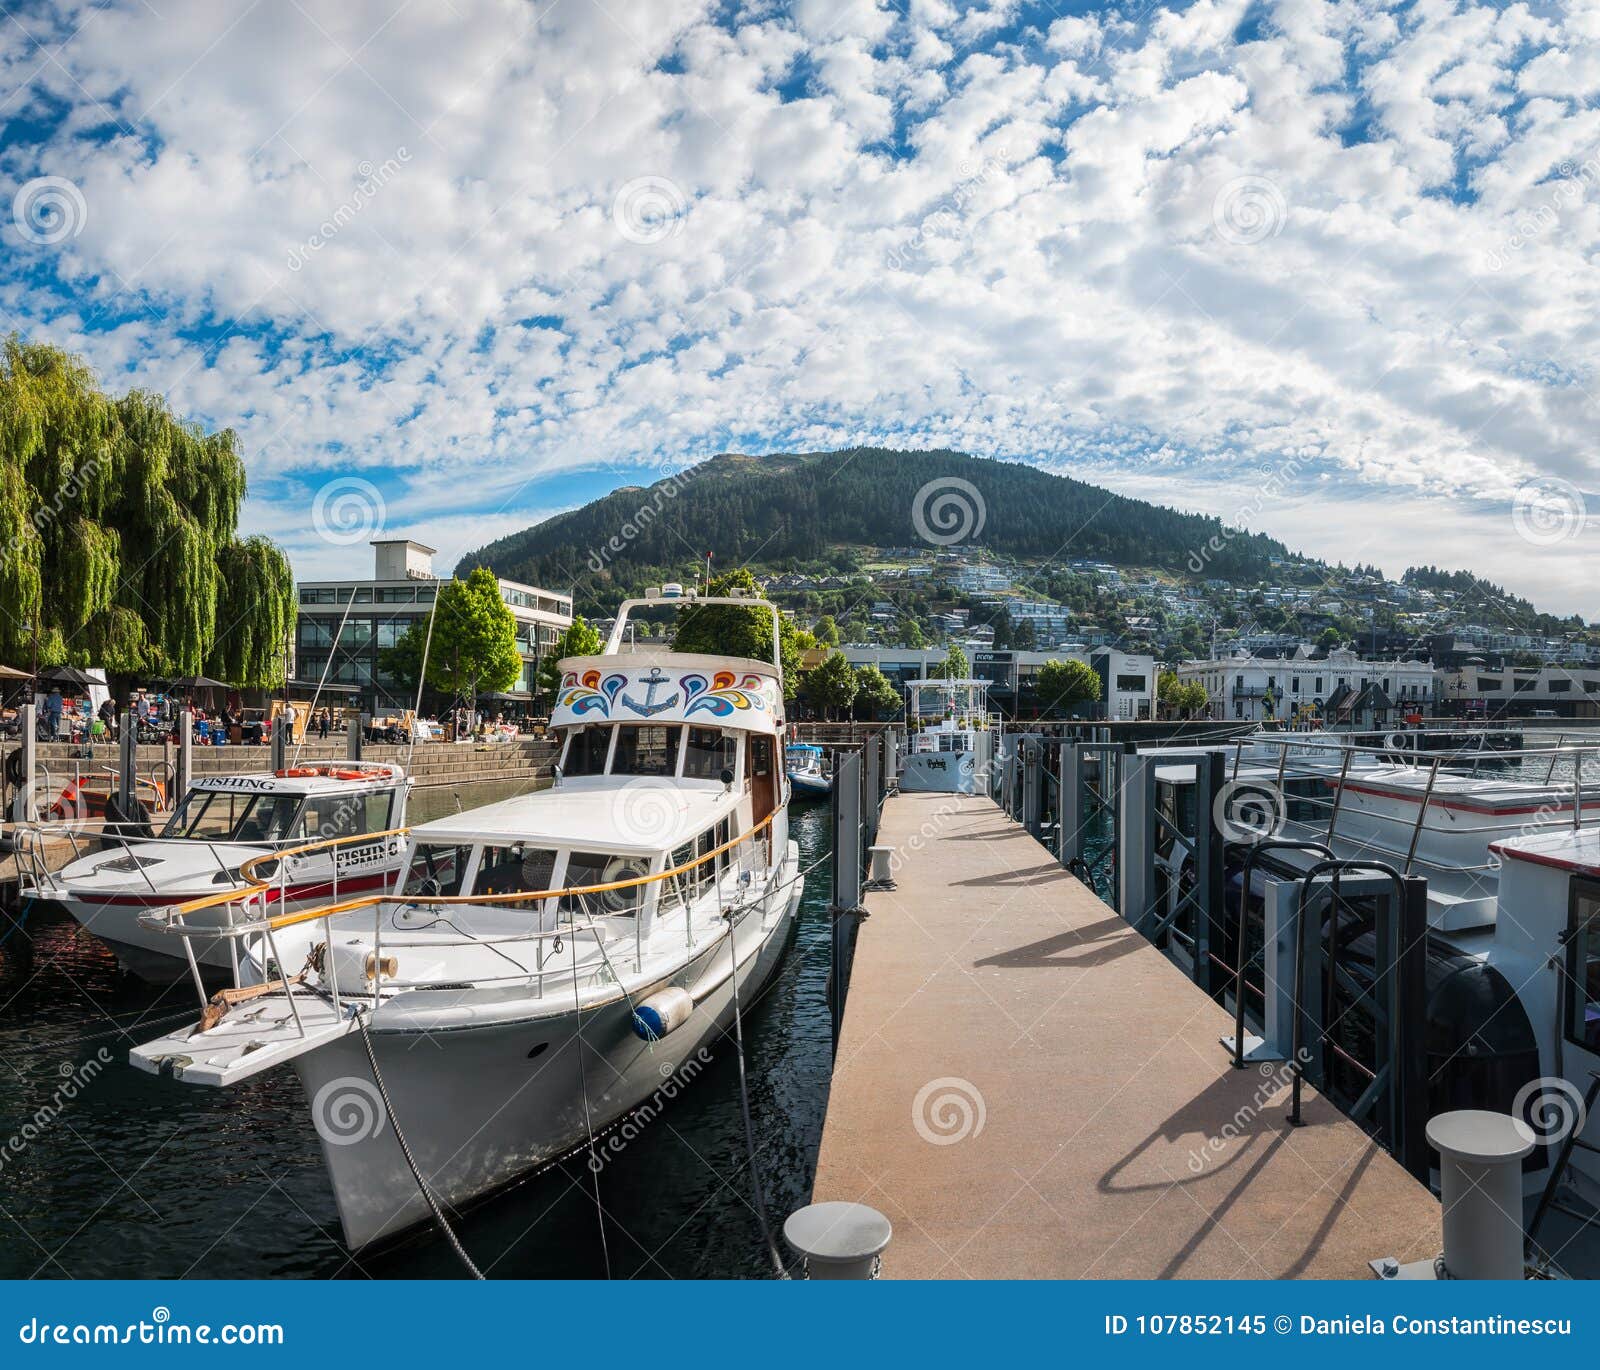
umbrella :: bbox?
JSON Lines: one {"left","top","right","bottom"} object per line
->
{"left": 39, "top": 664, "right": 96, "bottom": 687}
{"left": 0, "top": 664, "right": 31, "bottom": 681}
{"left": 164, "top": 674, "right": 233, "bottom": 692}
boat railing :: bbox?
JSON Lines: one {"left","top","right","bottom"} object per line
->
{"left": 140, "top": 811, "right": 782, "bottom": 1023}
{"left": 1206, "top": 734, "right": 1597, "bottom": 878}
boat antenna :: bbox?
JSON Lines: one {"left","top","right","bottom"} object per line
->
{"left": 292, "top": 586, "right": 358, "bottom": 767}
{"left": 404, "top": 581, "right": 441, "bottom": 774}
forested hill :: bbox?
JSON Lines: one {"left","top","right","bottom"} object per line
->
{"left": 463, "top": 448, "right": 1291, "bottom": 602}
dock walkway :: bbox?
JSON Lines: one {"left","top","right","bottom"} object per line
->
{"left": 813, "top": 792, "right": 1441, "bottom": 1279}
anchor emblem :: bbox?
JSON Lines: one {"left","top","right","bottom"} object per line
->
{"left": 622, "top": 667, "right": 680, "bottom": 717}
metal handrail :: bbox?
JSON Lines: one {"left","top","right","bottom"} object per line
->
{"left": 1227, "top": 839, "right": 1334, "bottom": 1069}
{"left": 1286, "top": 857, "right": 1408, "bottom": 1127}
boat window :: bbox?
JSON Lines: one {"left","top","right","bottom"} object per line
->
{"left": 363, "top": 789, "right": 396, "bottom": 832}
{"left": 161, "top": 790, "right": 302, "bottom": 844}
{"left": 560, "top": 850, "right": 646, "bottom": 915}
{"left": 299, "top": 791, "right": 371, "bottom": 844}
{"left": 684, "top": 727, "right": 737, "bottom": 779}
{"left": 563, "top": 725, "right": 611, "bottom": 776}
{"left": 402, "top": 843, "right": 471, "bottom": 898}
{"left": 612, "top": 725, "right": 682, "bottom": 776}
{"left": 473, "top": 844, "right": 559, "bottom": 900}
{"left": 1566, "top": 880, "right": 1600, "bottom": 1050}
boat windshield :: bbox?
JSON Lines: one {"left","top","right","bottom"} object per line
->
{"left": 401, "top": 843, "right": 472, "bottom": 898}
{"left": 613, "top": 725, "right": 681, "bottom": 776}
{"left": 685, "top": 727, "right": 737, "bottom": 779}
{"left": 563, "top": 725, "right": 611, "bottom": 776}
{"left": 161, "top": 789, "right": 303, "bottom": 844}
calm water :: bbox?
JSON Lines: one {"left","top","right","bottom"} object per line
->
{"left": 0, "top": 782, "right": 835, "bottom": 1279}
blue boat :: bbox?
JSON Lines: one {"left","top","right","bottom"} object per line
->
{"left": 786, "top": 742, "right": 832, "bottom": 797}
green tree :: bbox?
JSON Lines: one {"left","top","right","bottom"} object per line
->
{"left": 0, "top": 337, "right": 293, "bottom": 684}
{"left": 813, "top": 614, "right": 840, "bottom": 646}
{"left": 536, "top": 615, "right": 604, "bottom": 703}
{"left": 673, "top": 568, "right": 810, "bottom": 697}
{"left": 1036, "top": 658, "right": 1102, "bottom": 717}
{"left": 806, "top": 650, "right": 859, "bottom": 719}
{"left": 903, "top": 617, "right": 928, "bottom": 648}
{"left": 940, "top": 642, "right": 970, "bottom": 679}
{"left": 387, "top": 568, "right": 521, "bottom": 703}
{"left": 852, "top": 663, "right": 902, "bottom": 719}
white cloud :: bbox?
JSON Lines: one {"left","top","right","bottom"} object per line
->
{"left": 0, "top": 0, "right": 1595, "bottom": 612}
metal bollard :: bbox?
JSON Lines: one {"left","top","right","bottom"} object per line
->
{"left": 865, "top": 844, "right": 895, "bottom": 890}
{"left": 784, "top": 1202, "right": 892, "bottom": 1279}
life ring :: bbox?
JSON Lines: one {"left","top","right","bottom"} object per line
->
{"left": 276, "top": 767, "right": 320, "bottom": 778}
{"left": 1385, "top": 732, "right": 1406, "bottom": 753}
{"left": 4, "top": 747, "right": 25, "bottom": 788}
{"left": 332, "top": 768, "right": 371, "bottom": 781}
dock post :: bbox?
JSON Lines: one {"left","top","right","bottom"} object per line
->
{"left": 270, "top": 719, "right": 287, "bottom": 774}
{"left": 176, "top": 709, "right": 192, "bottom": 797}
{"left": 15, "top": 704, "right": 37, "bottom": 819}
{"left": 1192, "top": 750, "right": 1225, "bottom": 994}
{"left": 1392, "top": 875, "right": 1432, "bottom": 1180}
{"left": 1116, "top": 752, "right": 1155, "bottom": 930}
{"left": 829, "top": 750, "right": 864, "bottom": 1050}
{"left": 348, "top": 712, "right": 365, "bottom": 762}
{"left": 118, "top": 710, "right": 137, "bottom": 811}
{"left": 1021, "top": 735, "right": 1043, "bottom": 839}
{"left": 882, "top": 726, "right": 899, "bottom": 790}
{"left": 862, "top": 731, "right": 882, "bottom": 846}
{"left": 1058, "top": 742, "right": 1082, "bottom": 865}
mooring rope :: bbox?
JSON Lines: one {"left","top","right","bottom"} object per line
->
{"left": 571, "top": 950, "right": 613, "bottom": 1280}
{"left": 354, "top": 1007, "right": 484, "bottom": 1280}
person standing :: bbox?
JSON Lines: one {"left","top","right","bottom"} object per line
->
{"left": 319, "top": 708, "right": 331, "bottom": 740}
{"left": 45, "top": 686, "right": 62, "bottom": 740}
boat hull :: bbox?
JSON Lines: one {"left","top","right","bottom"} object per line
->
{"left": 787, "top": 770, "right": 831, "bottom": 798}
{"left": 298, "top": 845, "right": 804, "bottom": 1250}
{"left": 900, "top": 750, "right": 981, "bottom": 793}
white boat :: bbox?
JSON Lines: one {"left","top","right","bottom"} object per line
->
{"left": 900, "top": 677, "right": 996, "bottom": 794}
{"left": 130, "top": 593, "right": 803, "bottom": 1251}
{"left": 785, "top": 741, "right": 832, "bottom": 797}
{"left": 20, "top": 762, "right": 411, "bottom": 980}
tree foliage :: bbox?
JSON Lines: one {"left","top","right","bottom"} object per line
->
{"left": 671, "top": 568, "right": 813, "bottom": 697}
{"left": 806, "top": 650, "right": 858, "bottom": 719}
{"left": 537, "top": 614, "right": 604, "bottom": 701}
{"left": 394, "top": 568, "right": 522, "bottom": 700}
{"left": 1036, "top": 658, "right": 1102, "bottom": 716}
{"left": 852, "top": 663, "right": 902, "bottom": 719}
{"left": 940, "top": 642, "right": 970, "bottom": 679}
{"left": 0, "top": 337, "right": 293, "bottom": 684}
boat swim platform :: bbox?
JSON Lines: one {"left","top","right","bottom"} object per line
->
{"left": 812, "top": 792, "right": 1442, "bottom": 1280}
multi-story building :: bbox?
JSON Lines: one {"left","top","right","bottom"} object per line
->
{"left": 1436, "top": 663, "right": 1600, "bottom": 719}
{"left": 840, "top": 645, "right": 1155, "bottom": 720}
{"left": 294, "top": 540, "right": 572, "bottom": 714}
{"left": 952, "top": 563, "right": 1012, "bottom": 593}
{"left": 1178, "top": 647, "right": 1435, "bottom": 723}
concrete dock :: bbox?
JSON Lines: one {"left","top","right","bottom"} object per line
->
{"left": 813, "top": 792, "right": 1442, "bottom": 1279}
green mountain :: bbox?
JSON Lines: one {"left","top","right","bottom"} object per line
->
{"left": 462, "top": 448, "right": 1291, "bottom": 605}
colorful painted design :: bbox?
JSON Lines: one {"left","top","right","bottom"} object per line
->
{"left": 682, "top": 669, "right": 768, "bottom": 718}
{"left": 559, "top": 670, "right": 628, "bottom": 717}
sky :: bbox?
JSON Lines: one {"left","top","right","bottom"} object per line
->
{"left": 2, "top": 0, "right": 1599, "bottom": 615}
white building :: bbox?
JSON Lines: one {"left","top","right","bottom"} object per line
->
{"left": 952, "top": 563, "right": 1012, "bottom": 593}
{"left": 1177, "top": 647, "right": 1435, "bottom": 724}
{"left": 1436, "top": 663, "right": 1600, "bottom": 718}
{"left": 842, "top": 645, "right": 1155, "bottom": 720}
{"left": 295, "top": 540, "right": 573, "bottom": 713}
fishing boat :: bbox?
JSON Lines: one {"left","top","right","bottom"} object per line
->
{"left": 785, "top": 741, "right": 832, "bottom": 797}
{"left": 20, "top": 761, "right": 410, "bottom": 980}
{"left": 130, "top": 591, "right": 804, "bottom": 1251}
{"left": 900, "top": 677, "right": 996, "bottom": 794}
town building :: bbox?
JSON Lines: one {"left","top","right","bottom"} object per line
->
{"left": 841, "top": 645, "right": 1156, "bottom": 720}
{"left": 294, "top": 540, "right": 573, "bottom": 714}
{"left": 1177, "top": 647, "right": 1435, "bottom": 724}
{"left": 1435, "top": 663, "right": 1600, "bottom": 719}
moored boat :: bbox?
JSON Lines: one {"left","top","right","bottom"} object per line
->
{"left": 21, "top": 761, "right": 411, "bottom": 980}
{"left": 130, "top": 592, "right": 804, "bottom": 1251}
{"left": 786, "top": 741, "right": 832, "bottom": 797}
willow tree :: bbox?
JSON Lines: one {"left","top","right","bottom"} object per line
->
{"left": 0, "top": 336, "right": 294, "bottom": 685}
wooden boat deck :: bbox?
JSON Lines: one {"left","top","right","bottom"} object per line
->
{"left": 812, "top": 792, "right": 1442, "bottom": 1279}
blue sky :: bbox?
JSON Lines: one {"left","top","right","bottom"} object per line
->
{"left": 3, "top": 0, "right": 1598, "bottom": 613}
